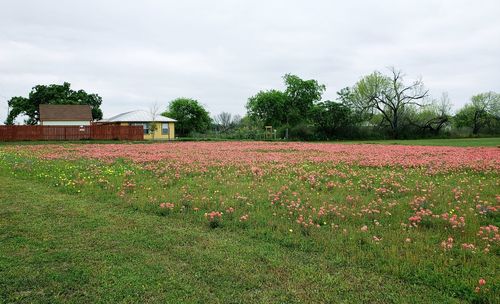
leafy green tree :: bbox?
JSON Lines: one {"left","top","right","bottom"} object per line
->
{"left": 337, "top": 86, "right": 370, "bottom": 122}
{"left": 5, "top": 82, "right": 103, "bottom": 125}
{"left": 337, "top": 87, "right": 354, "bottom": 105}
{"left": 349, "top": 68, "right": 428, "bottom": 138}
{"left": 246, "top": 74, "right": 325, "bottom": 138}
{"left": 283, "top": 74, "right": 326, "bottom": 127}
{"left": 246, "top": 90, "right": 287, "bottom": 127}
{"left": 311, "top": 101, "right": 356, "bottom": 139}
{"left": 163, "top": 98, "right": 211, "bottom": 136}
{"left": 454, "top": 92, "right": 500, "bottom": 135}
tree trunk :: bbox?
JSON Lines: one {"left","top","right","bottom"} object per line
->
{"left": 472, "top": 111, "right": 479, "bottom": 135}
{"left": 392, "top": 110, "right": 399, "bottom": 139}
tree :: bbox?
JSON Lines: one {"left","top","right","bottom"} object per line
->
{"left": 246, "top": 74, "right": 325, "bottom": 138}
{"left": 311, "top": 101, "right": 355, "bottom": 139}
{"left": 213, "top": 112, "right": 233, "bottom": 132}
{"left": 408, "top": 93, "right": 452, "bottom": 136}
{"left": 232, "top": 114, "right": 242, "bottom": 126}
{"left": 338, "top": 87, "right": 370, "bottom": 123}
{"left": 163, "top": 98, "right": 211, "bottom": 136}
{"left": 149, "top": 102, "right": 161, "bottom": 140}
{"left": 213, "top": 112, "right": 242, "bottom": 133}
{"left": 454, "top": 92, "right": 500, "bottom": 135}
{"left": 349, "top": 67, "right": 429, "bottom": 138}
{"left": 212, "top": 112, "right": 243, "bottom": 134}
{"left": 246, "top": 89, "right": 287, "bottom": 127}
{"left": 5, "top": 82, "right": 103, "bottom": 125}
{"left": 283, "top": 74, "right": 326, "bottom": 127}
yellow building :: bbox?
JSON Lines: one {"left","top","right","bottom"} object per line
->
{"left": 99, "top": 110, "right": 176, "bottom": 140}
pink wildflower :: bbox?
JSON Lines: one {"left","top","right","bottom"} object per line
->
{"left": 205, "top": 211, "right": 223, "bottom": 222}
{"left": 160, "top": 202, "right": 175, "bottom": 209}
{"left": 441, "top": 236, "right": 454, "bottom": 250}
{"left": 461, "top": 243, "right": 476, "bottom": 251}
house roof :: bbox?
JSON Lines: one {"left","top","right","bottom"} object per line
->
{"left": 39, "top": 104, "right": 93, "bottom": 121}
{"left": 100, "top": 110, "right": 176, "bottom": 123}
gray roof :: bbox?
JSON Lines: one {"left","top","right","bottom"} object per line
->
{"left": 100, "top": 110, "right": 176, "bottom": 123}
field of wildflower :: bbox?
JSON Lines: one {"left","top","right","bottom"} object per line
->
{"left": 0, "top": 140, "right": 499, "bottom": 303}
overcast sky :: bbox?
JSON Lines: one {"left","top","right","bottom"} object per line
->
{"left": 1, "top": 0, "right": 499, "bottom": 123}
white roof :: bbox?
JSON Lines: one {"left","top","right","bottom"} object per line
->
{"left": 101, "top": 110, "right": 176, "bottom": 123}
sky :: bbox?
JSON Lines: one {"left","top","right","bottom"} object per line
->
{"left": 0, "top": 0, "right": 499, "bottom": 123}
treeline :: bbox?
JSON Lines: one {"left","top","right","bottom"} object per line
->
{"left": 4, "top": 69, "right": 499, "bottom": 140}
{"left": 165, "top": 67, "right": 500, "bottom": 140}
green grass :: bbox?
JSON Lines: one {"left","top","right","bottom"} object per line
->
{"left": 0, "top": 173, "right": 466, "bottom": 303}
{"left": 341, "top": 137, "right": 500, "bottom": 147}
{"left": 177, "top": 137, "right": 500, "bottom": 147}
{"left": 1, "top": 137, "right": 499, "bottom": 147}
{"left": 0, "top": 142, "right": 498, "bottom": 303}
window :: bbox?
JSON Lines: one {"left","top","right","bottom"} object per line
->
{"left": 162, "top": 123, "right": 169, "bottom": 135}
{"left": 131, "top": 123, "right": 150, "bottom": 135}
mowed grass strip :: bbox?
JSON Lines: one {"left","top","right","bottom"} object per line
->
{"left": 342, "top": 137, "right": 500, "bottom": 147}
{"left": 0, "top": 137, "right": 499, "bottom": 147}
{"left": 0, "top": 173, "right": 463, "bottom": 304}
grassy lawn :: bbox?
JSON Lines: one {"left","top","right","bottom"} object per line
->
{"left": 0, "top": 172, "right": 462, "bottom": 304}
{"left": 0, "top": 137, "right": 499, "bottom": 147}
{"left": 342, "top": 137, "right": 500, "bottom": 147}
{"left": 0, "top": 141, "right": 498, "bottom": 303}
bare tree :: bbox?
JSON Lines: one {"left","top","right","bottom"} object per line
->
{"left": 351, "top": 67, "right": 429, "bottom": 138}
{"left": 149, "top": 102, "right": 160, "bottom": 140}
{"left": 213, "top": 112, "right": 232, "bottom": 132}
{"left": 438, "top": 92, "right": 452, "bottom": 117}
{"left": 232, "top": 114, "right": 242, "bottom": 126}
{"left": 409, "top": 92, "right": 452, "bottom": 135}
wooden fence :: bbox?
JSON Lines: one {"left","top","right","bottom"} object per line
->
{"left": 0, "top": 125, "right": 144, "bottom": 141}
